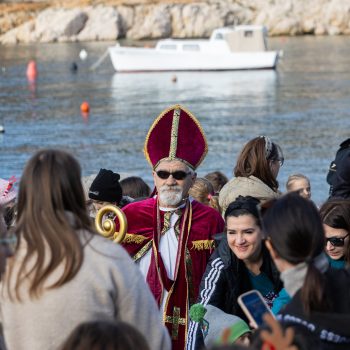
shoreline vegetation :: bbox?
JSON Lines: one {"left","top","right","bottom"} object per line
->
{"left": 0, "top": 0, "right": 350, "bottom": 44}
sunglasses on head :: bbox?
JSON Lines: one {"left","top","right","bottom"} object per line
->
{"left": 325, "top": 234, "right": 349, "bottom": 247}
{"left": 156, "top": 170, "right": 191, "bottom": 180}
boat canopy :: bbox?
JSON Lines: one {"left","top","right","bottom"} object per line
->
{"left": 211, "top": 26, "right": 268, "bottom": 52}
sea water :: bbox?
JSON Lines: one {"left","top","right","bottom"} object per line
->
{"left": 1, "top": 36, "right": 350, "bottom": 205}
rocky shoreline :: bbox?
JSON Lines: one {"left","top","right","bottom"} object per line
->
{"left": 1, "top": 0, "right": 350, "bottom": 44}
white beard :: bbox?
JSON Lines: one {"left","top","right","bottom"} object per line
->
{"left": 159, "top": 185, "right": 183, "bottom": 206}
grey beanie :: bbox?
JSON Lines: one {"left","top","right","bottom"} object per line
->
{"left": 189, "top": 304, "right": 250, "bottom": 347}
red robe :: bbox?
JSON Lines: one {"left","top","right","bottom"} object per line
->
{"left": 119, "top": 197, "right": 225, "bottom": 350}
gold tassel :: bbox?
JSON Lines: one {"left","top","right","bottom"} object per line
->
{"left": 122, "top": 233, "right": 147, "bottom": 244}
{"left": 191, "top": 240, "right": 215, "bottom": 251}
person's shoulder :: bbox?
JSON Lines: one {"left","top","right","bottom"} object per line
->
{"left": 326, "top": 267, "right": 350, "bottom": 285}
{"left": 122, "top": 197, "right": 155, "bottom": 219}
{"left": 192, "top": 200, "right": 223, "bottom": 220}
{"left": 339, "top": 138, "right": 350, "bottom": 149}
{"left": 85, "top": 233, "right": 132, "bottom": 263}
{"left": 123, "top": 197, "right": 154, "bottom": 210}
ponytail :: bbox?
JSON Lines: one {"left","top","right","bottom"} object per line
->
{"left": 301, "top": 264, "right": 330, "bottom": 314}
{"left": 208, "top": 195, "right": 221, "bottom": 213}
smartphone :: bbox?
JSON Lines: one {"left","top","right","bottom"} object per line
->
{"left": 237, "top": 290, "right": 274, "bottom": 328}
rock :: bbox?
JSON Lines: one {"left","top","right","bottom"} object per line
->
{"left": 127, "top": 5, "right": 171, "bottom": 39}
{"left": 0, "top": 19, "right": 36, "bottom": 44}
{"left": 0, "top": 28, "right": 18, "bottom": 44}
{"left": 301, "top": 19, "right": 316, "bottom": 34}
{"left": 77, "top": 6, "right": 121, "bottom": 41}
{"left": 16, "top": 20, "right": 36, "bottom": 43}
{"left": 315, "top": 23, "right": 327, "bottom": 35}
{"left": 270, "top": 17, "right": 301, "bottom": 36}
{"left": 171, "top": 3, "right": 225, "bottom": 38}
{"left": 324, "top": 0, "right": 350, "bottom": 34}
{"left": 2, "top": 0, "right": 350, "bottom": 43}
{"left": 118, "top": 6, "right": 134, "bottom": 36}
{"left": 35, "top": 8, "right": 87, "bottom": 42}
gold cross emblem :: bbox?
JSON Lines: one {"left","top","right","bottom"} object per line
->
{"left": 164, "top": 306, "right": 186, "bottom": 340}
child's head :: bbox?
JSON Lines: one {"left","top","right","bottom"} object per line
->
{"left": 88, "top": 169, "right": 123, "bottom": 216}
{"left": 189, "top": 304, "right": 251, "bottom": 348}
{"left": 204, "top": 171, "right": 228, "bottom": 194}
{"left": 119, "top": 176, "right": 151, "bottom": 199}
{"left": 286, "top": 174, "right": 311, "bottom": 199}
{"left": 189, "top": 178, "right": 221, "bottom": 212}
{"left": 60, "top": 320, "right": 150, "bottom": 350}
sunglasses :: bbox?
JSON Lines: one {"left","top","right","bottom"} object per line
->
{"left": 325, "top": 234, "right": 349, "bottom": 247}
{"left": 156, "top": 170, "right": 191, "bottom": 180}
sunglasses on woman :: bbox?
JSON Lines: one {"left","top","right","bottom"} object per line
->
{"left": 156, "top": 170, "right": 191, "bottom": 180}
{"left": 325, "top": 234, "right": 349, "bottom": 247}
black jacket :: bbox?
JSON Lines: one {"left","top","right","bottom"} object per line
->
{"left": 327, "top": 138, "right": 350, "bottom": 199}
{"left": 278, "top": 267, "right": 350, "bottom": 350}
{"left": 186, "top": 236, "right": 282, "bottom": 350}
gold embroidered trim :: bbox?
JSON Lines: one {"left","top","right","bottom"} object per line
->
{"left": 133, "top": 240, "right": 153, "bottom": 262}
{"left": 169, "top": 108, "right": 180, "bottom": 159}
{"left": 191, "top": 240, "right": 215, "bottom": 251}
{"left": 164, "top": 306, "right": 186, "bottom": 340}
{"left": 123, "top": 233, "right": 147, "bottom": 245}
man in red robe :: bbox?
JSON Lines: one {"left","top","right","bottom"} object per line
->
{"left": 119, "top": 105, "right": 225, "bottom": 350}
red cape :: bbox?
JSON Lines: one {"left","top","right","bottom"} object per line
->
{"left": 119, "top": 197, "right": 225, "bottom": 349}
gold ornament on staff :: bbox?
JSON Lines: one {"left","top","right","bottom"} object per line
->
{"left": 95, "top": 205, "right": 127, "bottom": 243}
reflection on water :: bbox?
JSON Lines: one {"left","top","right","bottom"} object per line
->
{"left": 1, "top": 37, "right": 350, "bottom": 205}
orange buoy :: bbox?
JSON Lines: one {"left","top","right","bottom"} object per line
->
{"left": 26, "top": 60, "right": 37, "bottom": 81}
{"left": 80, "top": 101, "right": 90, "bottom": 113}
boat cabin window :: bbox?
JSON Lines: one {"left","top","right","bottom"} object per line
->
{"left": 214, "top": 33, "right": 224, "bottom": 40}
{"left": 244, "top": 30, "right": 253, "bottom": 37}
{"left": 182, "top": 44, "right": 200, "bottom": 51}
{"left": 159, "top": 44, "right": 177, "bottom": 50}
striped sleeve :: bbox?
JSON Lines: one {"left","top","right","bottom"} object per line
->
{"left": 186, "top": 257, "right": 225, "bottom": 350}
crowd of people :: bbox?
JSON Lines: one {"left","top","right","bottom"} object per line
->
{"left": 0, "top": 105, "right": 349, "bottom": 350}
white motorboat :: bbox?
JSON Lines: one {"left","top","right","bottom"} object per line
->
{"left": 108, "top": 25, "right": 282, "bottom": 72}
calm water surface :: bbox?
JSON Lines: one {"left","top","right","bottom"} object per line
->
{"left": 1, "top": 36, "right": 350, "bottom": 205}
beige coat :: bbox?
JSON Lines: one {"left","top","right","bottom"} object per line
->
{"left": 0, "top": 232, "right": 171, "bottom": 350}
{"left": 219, "top": 175, "right": 280, "bottom": 215}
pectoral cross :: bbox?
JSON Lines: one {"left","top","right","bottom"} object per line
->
{"left": 164, "top": 306, "right": 186, "bottom": 340}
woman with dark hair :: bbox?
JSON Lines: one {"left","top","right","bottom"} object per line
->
{"left": 263, "top": 193, "right": 350, "bottom": 350}
{"left": 0, "top": 149, "right": 170, "bottom": 350}
{"left": 119, "top": 176, "right": 151, "bottom": 199}
{"left": 219, "top": 136, "right": 283, "bottom": 215}
{"left": 187, "top": 196, "right": 282, "bottom": 350}
{"left": 319, "top": 199, "right": 350, "bottom": 268}
{"left": 60, "top": 320, "right": 150, "bottom": 350}
{"left": 204, "top": 171, "right": 229, "bottom": 194}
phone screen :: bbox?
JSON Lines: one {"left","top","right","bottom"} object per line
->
{"left": 240, "top": 292, "right": 270, "bottom": 326}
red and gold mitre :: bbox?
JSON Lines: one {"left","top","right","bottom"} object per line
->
{"left": 144, "top": 105, "right": 208, "bottom": 170}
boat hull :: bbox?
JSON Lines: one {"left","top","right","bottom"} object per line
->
{"left": 108, "top": 47, "right": 280, "bottom": 72}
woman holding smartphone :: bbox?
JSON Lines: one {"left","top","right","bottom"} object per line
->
{"left": 263, "top": 193, "right": 350, "bottom": 350}
{"left": 187, "top": 195, "right": 282, "bottom": 350}
{"left": 319, "top": 199, "right": 350, "bottom": 269}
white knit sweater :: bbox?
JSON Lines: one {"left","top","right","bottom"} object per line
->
{"left": 0, "top": 232, "right": 171, "bottom": 350}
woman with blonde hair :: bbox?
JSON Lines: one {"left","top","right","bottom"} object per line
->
{"left": 0, "top": 149, "right": 170, "bottom": 350}
{"left": 219, "top": 136, "right": 283, "bottom": 215}
{"left": 286, "top": 174, "right": 311, "bottom": 199}
{"left": 189, "top": 177, "right": 221, "bottom": 212}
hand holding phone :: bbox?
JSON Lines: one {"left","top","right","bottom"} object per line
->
{"left": 237, "top": 290, "right": 274, "bottom": 329}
